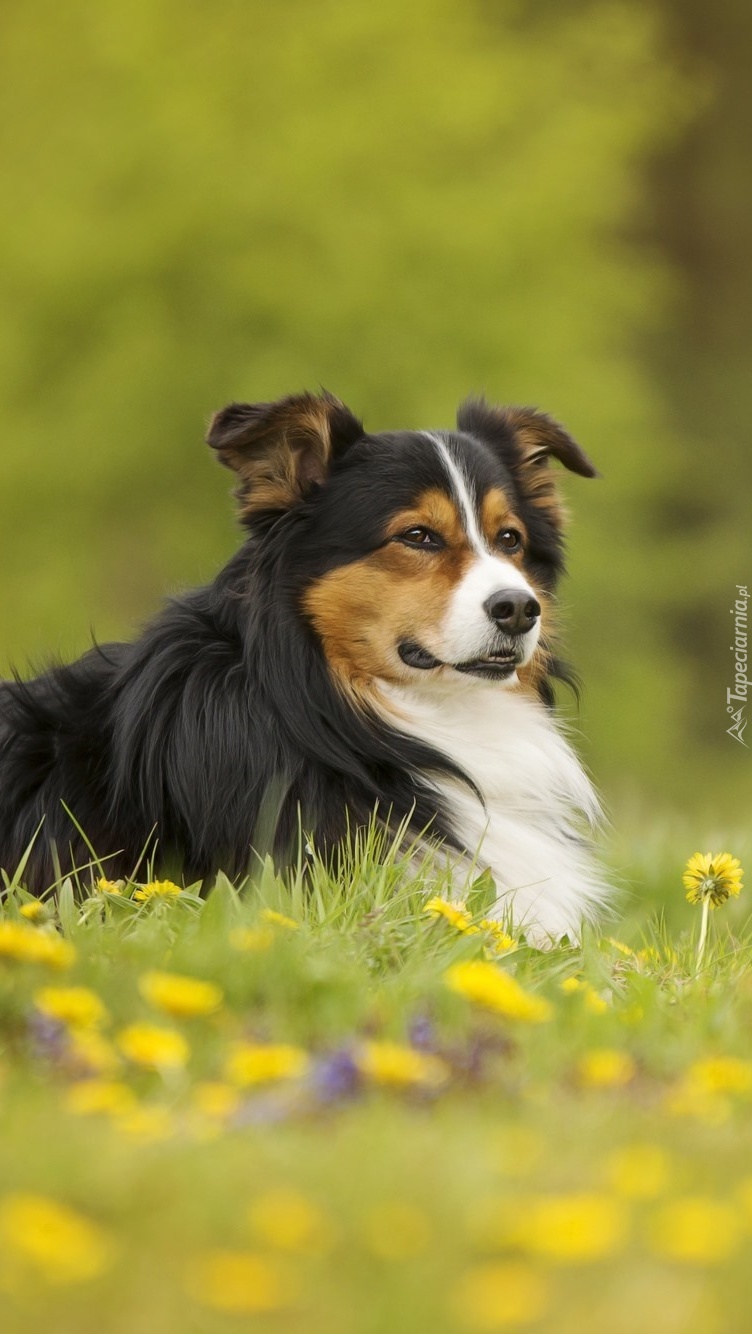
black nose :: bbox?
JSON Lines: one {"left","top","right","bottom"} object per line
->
{"left": 484, "top": 589, "right": 540, "bottom": 635}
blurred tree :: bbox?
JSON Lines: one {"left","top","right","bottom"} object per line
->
{"left": 0, "top": 0, "right": 743, "bottom": 814}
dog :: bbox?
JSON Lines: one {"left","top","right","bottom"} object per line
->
{"left": 0, "top": 391, "right": 610, "bottom": 944}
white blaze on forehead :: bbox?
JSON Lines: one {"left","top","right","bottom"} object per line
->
{"left": 423, "top": 432, "right": 486, "bottom": 553}
{"left": 423, "top": 433, "right": 540, "bottom": 666}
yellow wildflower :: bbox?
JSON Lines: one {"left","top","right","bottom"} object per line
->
{"left": 34, "top": 985, "right": 108, "bottom": 1030}
{"left": 684, "top": 851, "right": 743, "bottom": 907}
{"left": 685, "top": 1056, "right": 752, "bottom": 1096}
{"left": 95, "top": 878, "right": 124, "bottom": 895}
{"left": 229, "top": 926, "right": 274, "bottom": 952}
{"left": 446, "top": 961, "right": 551, "bottom": 1023}
{"left": 604, "top": 1144, "right": 671, "bottom": 1200}
{"left": 249, "top": 1189, "right": 332, "bottom": 1254}
{"left": 577, "top": 1048, "right": 636, "bottom": 1089}
{"left": 225, "top": 1042, "right": 309, "bottom": 1086}
{"left": 480, "top": 920, "right": 517, "bottom": 953}
{"left": 260, "top": 908, "right": 299, "bottom": 931}
{"left": 139, "top": 970, "right": 223, "bottom": 1018}
{"left": 133, "top": 879, "right": 182, "bottom": 902}
{"left": 648, "top": 1197, "right": 741, "bottom": 1265}
{"left": 362, "top": 1202, "right": 430, "bottom": 1261}
{"left": 357, "top": 1040, "right": 448, "bottom": 1089}
{"left": 192, "top": 1081, "right": 241, "bottom": 1121}
{"left": 424, "top": 897, "right": 476, "bottom": 932}
{"left": 117, "top": 1023, "right": 189, "bottom": 1069}
{"left": 0, "top": 922, "right": 75, "bottom": 968}
{"left": 186, "top": 1250, "right": 294, "bottom": 1313}
{"left": 65, "top": 1080, "right": 136, "bottom": 1117}
{"left": 19, "top": 901, "right": 46, "bottom": 922}
{"left": 560, "top": 976, "right": 608, "bottom": 1014}
{"left": 0, "top": 1193, "right": 112, "bottom": 1284}
{"left": 452, "top": 1261, "right": 549, "bottom": 1329}
{"left": 511, "top": 1192, "right": 628, "bottom": 1264}
{"left": 114, "top": 1105, "right": 175, "bottom": 1143}
{"left": 664, "top": 1084, "right": 730, "bottom": 1126}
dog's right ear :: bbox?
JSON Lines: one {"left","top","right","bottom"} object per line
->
{"left": 207, "top": 391, "right": 363, "bottom": 522}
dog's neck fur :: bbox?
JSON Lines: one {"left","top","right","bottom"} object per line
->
{"left": 381, "top": 676, "right": 611, "bottom": 947}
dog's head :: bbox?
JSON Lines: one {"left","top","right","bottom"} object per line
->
{"left": 207, "top": 391, "right": 597, "bottom": 700}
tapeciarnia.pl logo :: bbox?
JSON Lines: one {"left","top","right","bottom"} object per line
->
{"left": 727, "top": 583, "right": 749, "bottom": 747}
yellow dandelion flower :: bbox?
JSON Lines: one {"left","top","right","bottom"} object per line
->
{"left": 225, "top": 1042, "right": 309, "bottom": 1087}
{"left": 95, "top": 878, "right": 124, "bottom": 895}
{"left": 648, "top": 1197, "right": 741, "bottom": 1265}
{"left": 604, "top": 1144, "right": 671, "bottom": 1200}
{"left": 479, "top": 920, "right": 517, "bottom": 953}
{"left": 249, "top": 1188, "right": 332, "bottom": 1254}
{"left": 260, "top": 908, "right": 299, "bottom": 931}
{"left": 577, "top": 1048, "right": 636, "bottom": 1089}
{"left": 133, "top": 879, "right": 182, "bottom": 902}
{"left": 229, "top": 926, "right": 275, "bottom": 952}
{"left": 68, "top": 1030, "right": 121, "bottom": 1076}
{"left": 560, "top": 977, "right": 609, "bottom": 1014}
{"left": 117, "top": 1023, "right": 189, "bottom": 1070}
{"left": 446, "top": 961, "right": 552, "bottom": 1023}
{"left": 186, "top": 1250, "right": 295, "bottom": 1313}
{"left": 512, "top": 1192, "right": 628, "bottom": 1264}
{"left": 683, "top": 852, "right": 743, "bottom": 907}
{"left": 34, "top": 985, "right": 108, "bottom": 1030}
{"left": 452, "top": 1261, "right": 549, "bottom": 1329}
{"left": 64, "top": 1079, "right": 136, "bottom": 1117}
{"left": 664, "top": 1084, "right": 730, "bottom": 1126}
{"left": 685, "top": 1056, "right": 752, "bottom": 1096}
{"left": 424, "top": 897, "right": 476, "bottom": 933}
{"left": 0, "top": 1193, "right": 113, "bottom": 1285}
{"left": 357, "top": 1040, "right": 448, "bottom": 1089}
{"left": 362, "top": 1202, "right": 431, "bottom": 1261}
{"left": 139, "top": 970, "right": 223, "bottom": 1018}
{"left": 19, "top": 901, "right": 46, "bottom": 922}
{"left": 113, "top": 1104, "right": 175, "bottom": 1143}
{"left": 0, "top": 922, "right": 75, "bottom": 968}
{"left": 192, "top": 1081, "right": 241, "bottom": 1121}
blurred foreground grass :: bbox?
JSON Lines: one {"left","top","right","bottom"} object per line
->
{"left": 1, "top": 825, "right": 751, "bottom": 1334}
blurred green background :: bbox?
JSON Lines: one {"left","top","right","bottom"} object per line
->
{"left": 0, "top": 0, "right": 749, "bottom": 827}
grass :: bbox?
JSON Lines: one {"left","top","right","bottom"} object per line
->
{"left": 1, "top": 822, "right": 751, "bottom": 1334}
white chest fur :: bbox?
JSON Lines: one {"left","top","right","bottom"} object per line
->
{"left": 382, "top": 678, "right": 611, "bottom": 946}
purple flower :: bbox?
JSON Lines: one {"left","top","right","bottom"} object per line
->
{"left": 309, "top": 1049, "right": 361, "bottom": 1103}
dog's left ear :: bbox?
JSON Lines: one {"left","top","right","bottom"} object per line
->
{"left": 207, "top": 390, "right": 363, "bottom": 520}
{"left": 457, "top": 398, "right": 599, "bottom": 480}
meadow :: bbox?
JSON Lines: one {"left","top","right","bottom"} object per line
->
{"left": 1, "top": 825, "right": 751, "bottom": 1334}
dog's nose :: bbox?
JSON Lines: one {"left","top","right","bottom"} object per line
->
{"left": 484, "top": 589, "right": 540, "bottom": 635}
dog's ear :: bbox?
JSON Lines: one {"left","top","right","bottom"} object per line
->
{"left": 457, "top": 398, "right": 598, "bottom": 479}
{"left": 207, "top": 391, "right": 364, "bottom": 520}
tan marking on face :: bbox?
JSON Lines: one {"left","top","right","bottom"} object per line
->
{"left": 516, "top": 589, "right": 556, "bottom": 697}
{"left": 303, "top": 488, "right": 475, "bottom": 700}
{"left": 479, "top": 487, "right": 528, "bottom": 554}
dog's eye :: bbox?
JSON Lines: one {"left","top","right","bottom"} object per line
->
{"left": 397, "top": 527, "right": 443, "bottom": 550}
{"left": 497, "top": 528, "right": 522, "bottom": 552}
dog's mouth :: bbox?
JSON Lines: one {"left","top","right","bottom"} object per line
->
{"left": 454, "top": 653, "right": 518, "bottom": 681}
{"left": 398, "top": 641, "right": 520, "bottom": 680}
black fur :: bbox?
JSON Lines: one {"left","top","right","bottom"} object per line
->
{"left": 0, "top": 394, "right": 591, "bottom": 892}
